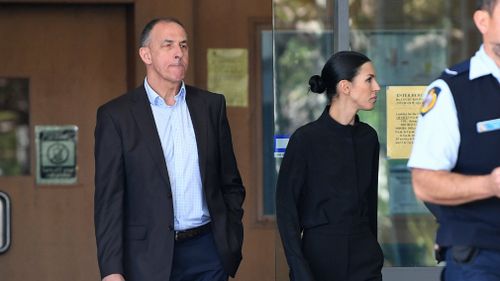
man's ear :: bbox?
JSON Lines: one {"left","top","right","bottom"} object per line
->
{"left": 473, "top": 10, "right": 489, "bottom": 35}
{"left": 139, "top": 47, "right": 152, "bottom": 64}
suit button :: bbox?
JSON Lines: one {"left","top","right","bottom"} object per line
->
{"left": 167, "top": 193, "right": 172, "bottom": 199}
{"left": 169, "top": 225, "right": 174, "bottom": 231}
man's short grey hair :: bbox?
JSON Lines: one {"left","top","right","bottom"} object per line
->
{"left": 139, "top": 17, "right": 185, "bottom": 47}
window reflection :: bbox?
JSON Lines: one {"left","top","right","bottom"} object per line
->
{"left": 0, "top": 78, "right": 30, "bottom": 176}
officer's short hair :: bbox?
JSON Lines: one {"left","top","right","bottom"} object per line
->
{"left": 476, "top": 0, "right": 498, "bottom": 14}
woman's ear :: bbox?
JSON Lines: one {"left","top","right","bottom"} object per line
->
{"left": 338, "top": 80, "right": 351, "bottom": 95}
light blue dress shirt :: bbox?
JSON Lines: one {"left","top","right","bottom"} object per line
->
{"left": 144, "top": 79, "right": 210, "bottom": 231}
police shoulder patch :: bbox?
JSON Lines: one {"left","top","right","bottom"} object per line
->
{"left": 420, "top": 87, "right": 441, "bottom": 116}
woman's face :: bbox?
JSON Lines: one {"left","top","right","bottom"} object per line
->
{"left": 348, "top": 62, "right": 380, "bottom": 111}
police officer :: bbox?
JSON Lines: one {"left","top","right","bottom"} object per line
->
{"left": 408, "top": 0, "right": 500, "bottom": 280}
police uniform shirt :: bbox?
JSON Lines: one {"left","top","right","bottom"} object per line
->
{"left": 408, "top": 46, "right": 500, "bottom": 170}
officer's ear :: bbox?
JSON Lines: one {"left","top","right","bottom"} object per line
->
{"left": 473, "top": 9, "right": 490, "bottom": 35}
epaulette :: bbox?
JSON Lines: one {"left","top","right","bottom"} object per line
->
{"left": 439, "top": 60, "right": 470, "bottom": 79}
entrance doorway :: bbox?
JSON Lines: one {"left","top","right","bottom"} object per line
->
{"left": 0, "top": 4, "right": 129, "bottom": 280}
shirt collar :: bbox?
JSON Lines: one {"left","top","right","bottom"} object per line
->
{"left": 319, "top": 106, "right": 360, "bottom": 132}
{"left": 470, "top": 45, "right": 500, "bottom": 82}
{"left": 144, "top": 78, "right": 186, "bottom": 106}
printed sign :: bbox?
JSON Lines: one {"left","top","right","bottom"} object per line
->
{"left": 207, "top": 48, "right": 249, "bottom": 107}
{"left": 274, "top": 135, "right": 290, "bottom": 158}
{"left": 386, "top": 86, "right": 426, "bottom": 159}
{"left": 35, "top": 125, "right": 78, "bottom": 185}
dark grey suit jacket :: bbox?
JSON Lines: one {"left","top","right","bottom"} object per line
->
{"left": 94, "top": 85, "right": 245, "bottom": 281}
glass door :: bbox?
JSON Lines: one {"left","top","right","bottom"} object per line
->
{"left": 271, "top": 1, "right": 335, "bottom": 279}
{"left": 272, "top": 0, "right": 481, "bottom": 280}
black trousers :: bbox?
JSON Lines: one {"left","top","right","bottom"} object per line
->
{"left": 302, "top": 226, "right": 383, "bottom": 281}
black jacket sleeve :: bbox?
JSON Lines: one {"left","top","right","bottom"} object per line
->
{"left": 276, "top": 132, "right": 315, "bottom": 281}
{"left": 94, "top": 106, "right": 125, "bottom": 278}
{"left": 368, "top": 140, "right": 380, "bottom": 238}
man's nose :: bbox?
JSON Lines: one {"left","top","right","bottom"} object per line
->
{"left": 174, "top": 45, "right": 183, "bottom": 59}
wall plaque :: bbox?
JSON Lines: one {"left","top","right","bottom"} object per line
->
{"left": 35, "top": 125, "right": 78, "bottom": 185}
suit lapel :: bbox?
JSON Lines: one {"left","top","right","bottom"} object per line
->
{"left": 130, "top": 86, "right": 171, "bottom": 187}
{"left": 186, "top": 86, "right": 208, "bottom": 184}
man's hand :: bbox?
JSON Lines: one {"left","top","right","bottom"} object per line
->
{"left": 102, "top": 274, "right": 125, "bottom": 281}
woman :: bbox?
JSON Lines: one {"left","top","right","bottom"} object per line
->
{"left": 276, "top": 51, "right": 383, "bottom": 281}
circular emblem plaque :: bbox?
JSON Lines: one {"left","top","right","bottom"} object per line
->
{"left": 47, "top": 143, "right": 70, "bottom": 164}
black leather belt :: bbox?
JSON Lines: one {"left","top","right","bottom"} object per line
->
{"left": 175, "top": 222, "right": 211, "bottom": 242}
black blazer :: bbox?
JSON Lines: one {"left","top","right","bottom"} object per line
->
{"left": 94, "top": 85, "right": 245, "bottom": 281}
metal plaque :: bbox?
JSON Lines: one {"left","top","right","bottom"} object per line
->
{"left": 35, "top": 125, "right": 78, "bottom": 185}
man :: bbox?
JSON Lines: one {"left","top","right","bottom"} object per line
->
{"left": 408, "top": 0, "right": 500, "bottom": 280}
{"left": 94, "top": 18, "right": 245, "bottom": 281}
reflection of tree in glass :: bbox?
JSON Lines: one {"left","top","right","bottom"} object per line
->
{"left": 350, "top": 0, "right": 446, "bottom": 29}
{"left": 0, "top": 78, "right": 30, "bottom": 176}
{"left": 273, "top": 0, "right": 333, "bottom": 136}
{"left": 275, "top": 33, "right": 332, "bottom": 135}
{"left": 274, "top": 0, "right": 330, "bottom": 30}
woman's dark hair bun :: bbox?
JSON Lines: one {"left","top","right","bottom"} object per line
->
{"left": 308, "top": 74, "right": 326, "bottom": 94}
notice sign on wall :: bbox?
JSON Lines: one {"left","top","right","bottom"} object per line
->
{"left": 386, "top": 86, "right": 426, "bottom": 159}
{"left": 207, "top": 48, "right": 248, "bottom": 107}
{"left": 35, "top": 125, "right": 78, "bottom": 185}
